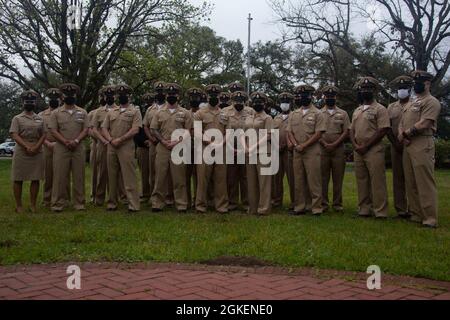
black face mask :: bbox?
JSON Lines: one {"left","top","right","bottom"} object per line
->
{"left": 357, "top": 92, "right": 364, "bottom": 105}
{"left": 234, "top": 103, "right": 244, "bottom": 112}
{"left": 190, "top": 100, "right": 200, "bottom": 109}
{"left": 294, "top": 98, "right": 303, "bottom": 107}
{"left": 49, "top": 99, "right": 59, "bottom": 109}
{"left": 24, "top": 103, "right": 35, "bottom": 112}
{"left": 325, "top": 98, "right": 336, "bottom": 107}
{"left": 301, "top": 97, "right": 312, "bottom": 107}
{"left": 414, "top": 82, "right": 426, "bottom": 94}
{"left": 167, "top": 96, "right": 178, "bottom": 105}
{"left": 209, "top": 97, "right": 219, "bottom": 107}
{"left": 64, "top": 96, "right": 76, "bottom": 105}
{"left": 253, "top": 104, "right": 264, "bottom": 113}
{"left": 100, "top": 99, "right": 106, "bottom": 106}
{"left": 361, "top": 92, "right": 374, "bottom": 102}
{"left": 156, "top": 94, "right": 166, "bottom": 104}
{"left": 220, "top": 103, "right": 228, "bottom": 109}
{"left": 106, "top": 96, "right": 115, "bottom": 106}
{"left": 145, "top": 100, "right": 155, "bottom": 107}
{"left": 119, "top": 95, "right": 129, "bottom": 105}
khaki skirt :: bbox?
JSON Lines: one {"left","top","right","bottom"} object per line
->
{"left": 11, "top": 145, "right": 45, "bottom": 182}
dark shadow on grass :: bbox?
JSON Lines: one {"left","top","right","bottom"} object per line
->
{"left": 200, "top": 256, "right": 273, "bottom": 268}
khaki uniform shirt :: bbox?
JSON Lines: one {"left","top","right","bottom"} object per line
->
{"left": 48, "top": 106, "right": 88, "bottom": 140}
{"left": 287, "top": 106, "right": 327, "bottom": 144}
{"left": 351, "top": 101, "right": 390, "bottom": 146}
{"left": 399, "top": 94, "right": 441, "bottom": 136}
{"left": 321, "top": 107, "right": 351, "bottom": 144}
{"left": 244, "top": 111, "right": 273, "bottom": 154}
{"left": 273, "top": 113, "right": 290, "bottom": 149}
{"left": 101, "top": 105, "right": 142, "bottom": 145}
{"left": 222, "top": 105, "right": 255, "bottom": 130}
{"left": 9, "top": 112, "right": 45, "bottom": 146}
{"left": 150, "top": 105, "right": 193, "bottom": 140}
{"left": 194, "top": 105, "right": 227, "bottom": 135}
{"left": 38, "top": 107, "right": 56, "bottom": 142}
{"left": 143, "top": 103, "right": 164, "bottom": 128}
{"left": 388, "top": 100, "right": 410, "bottom": 137}
{"left": 92, "top": 105, "right": 116, "bottom": 129}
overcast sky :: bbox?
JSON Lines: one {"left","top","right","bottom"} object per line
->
{"left": 191, "top": 0, "right": 281, "bottom": 44}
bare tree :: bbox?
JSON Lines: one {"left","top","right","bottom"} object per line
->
{"left": 0, "top": 0, "right": 209, "bottom": 107}
{"left": 359, "top": 0, "right": 450, "bottom": 95}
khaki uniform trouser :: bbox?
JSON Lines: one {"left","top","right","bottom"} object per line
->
{"left": 403, "top": 136, "right": 438, "bottom": 226}
{"left": 151, "top": 144, "right": 187, "bottom": 211}
{"left": 137, "top": 146, "right": 150, "bottom": 199}
{"left": 293, "top": 145, "right": 322, "bottom": 214}
{"left": 196, "top": 161, "right": 228, "bottom": 213}
{"left": 391, "top": 145, "right": 407, "bottom": 214}
{"left": 247, "top": 158, "right": 272, "bottom": 215}
{"left": 227, "top": 162, "right": 248, "bottom": 210}
{"left": 43, "top": 145, "right": 54, "bottom": 206}
{"left": 321, "top": 145, "right": 346, "bottom": 210}
{"left": 354, "top": 143, "right": 388, "bottom": 217}
{"left": 272, "top": 149, "right": 295, "bottom": 208}
{"left": 51, "top": 143, "right": 85, "bottom": 210}
{"left": 186, "top": 163, "right": 197, "bottom": 209}
{"left": 90, "top": 140, "right": 98, "bottom": 201}
{"left": 95, "top": 143, "right": 126, "bottom": 206}
{"left": 107, "top": 142, "right": 140, "bottom": 211}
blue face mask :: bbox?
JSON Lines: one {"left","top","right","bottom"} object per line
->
{"left": 397, "top": 89, "right": 410, "bottom": 100}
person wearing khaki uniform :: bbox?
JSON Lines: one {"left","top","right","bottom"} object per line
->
{"left": 49, "top": 83, "right": 89, "bottom": 212}
{"left": 243, "top": 92, "right": 273, "bottom": 216}
{"left": 88, "top": 99, "right": 101, "bottom": 203}
{"left": 319, "top": 86, "right": 351, "bottom": 213}
{"left": 10, "top": 90, "right": 46, "bottom": 213}
{"left": 223, "top": 91, "right": 253, "bottom": 211}
{"left": 272, "top": 92, "right": 295, "bottom": 210}
{"left": 102, "top": 84, "right": 142, "bottom": 212}
{"left": 185, "top": 87, "right": 204, "bottom": 208}
{"left": 194, "top": 84, "right": 229, "bottom": 213}
{"left": 398, "top": 70, "right": 441, "bottom": 228}
{"left": 287, "top": 85, "right": 327, "bottom": 216}
{"left": 39, "top": 88, "right": 62, "bottom": 207}
{"left": 387, "top": 76, "right": 413, "bottom": 218}
{"left": 150, "top": 83, "right": 193, "bottom": 212}
{"left": 91, "top": 85, "right": 122, "bottom": 206}
{"left": 135, "top": 93, "right": 154, "bottom": 202}
{"left": 144, "top": 81, "right": 172, "bottom": 206}
{"left": 350, "top": 77, "right": 390, "bottom": 218}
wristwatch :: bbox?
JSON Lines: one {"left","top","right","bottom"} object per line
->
{"left": 74, "top": 139, "right": 80, "bottom": 144}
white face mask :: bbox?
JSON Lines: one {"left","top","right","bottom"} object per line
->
{"left": 398, "top": 89, "right": 410, "bottom": 100}
{"left": 280, "top": 103, "right": 290, "bottom": 112}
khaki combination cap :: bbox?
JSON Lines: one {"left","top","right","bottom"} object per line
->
{"left": 59, "top": 83, "right": 80, "bottom": 96}
{"left": 411, "top": 70, "right": 434, "bottom": 82}
{"left": 389, "top": 75, "right": 413, "bottom": 88}
{"left": 278, "top": 92, "right": 294, "bottom": 101}
{"left": 115, "top": 84, "right": 133, "bottom": 95}
{"left": 142, "top": 92, "right": 156, "bottom": 100}
{"left": 205, "top": 84, "right": 222, "bottom": 95}
{"left": 101, "top": 85, "right": 117, "bottom": 96}
{"left": 219, "top": 92, "right": 231, "bottom": 100}
{"left": 228, "top": 81, "right": 244, "bottom": 93}
{"left": 21, "top": 89, "right": 39, "bottom": 100}
{"left": 321, "top": 85, "right": 339, "bottom": 96}
{"left": 357, "top": 77, "right": 380, "bottom": 91}
{"left": 187, "top": 87, "right": 205, "bottom": 97}
{"left": 165, "top": 83, "right": 181, "bottom": 95}
{"left": 250, "top": 92, "right": 268, "bottom": 103}
{"left": 294, "top": 84, "right": 316, "bottom": 95}
{"left": 231, "top": 91, "right": 248, "bottom": 100}
{"left": 46, "top": 88, "right": 62, "bottom": 99}
{"left": 154, "top": 81, "right": 166, "bottom": 91}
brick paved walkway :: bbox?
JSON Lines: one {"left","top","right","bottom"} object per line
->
{"left": 1, "top": 263, "right": 449, "bottom": 300}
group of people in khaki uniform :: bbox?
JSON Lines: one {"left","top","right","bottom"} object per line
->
{"left": 9, "top": 70, "right": 442, "bottom": 228}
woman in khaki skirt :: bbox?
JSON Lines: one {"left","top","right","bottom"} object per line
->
{"left": 9, "top": 90, "right": 46, "bottom": 213}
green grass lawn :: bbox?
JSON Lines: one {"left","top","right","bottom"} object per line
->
{"left": 0, "top": 159, "right": 449, "bottom": 281}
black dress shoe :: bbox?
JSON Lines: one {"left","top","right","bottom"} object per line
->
{"left": 152, "top": 208, "right": 162, "bottom": 213}
{"left": 290, "top": 211, "right": 306, "bottom": 216}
